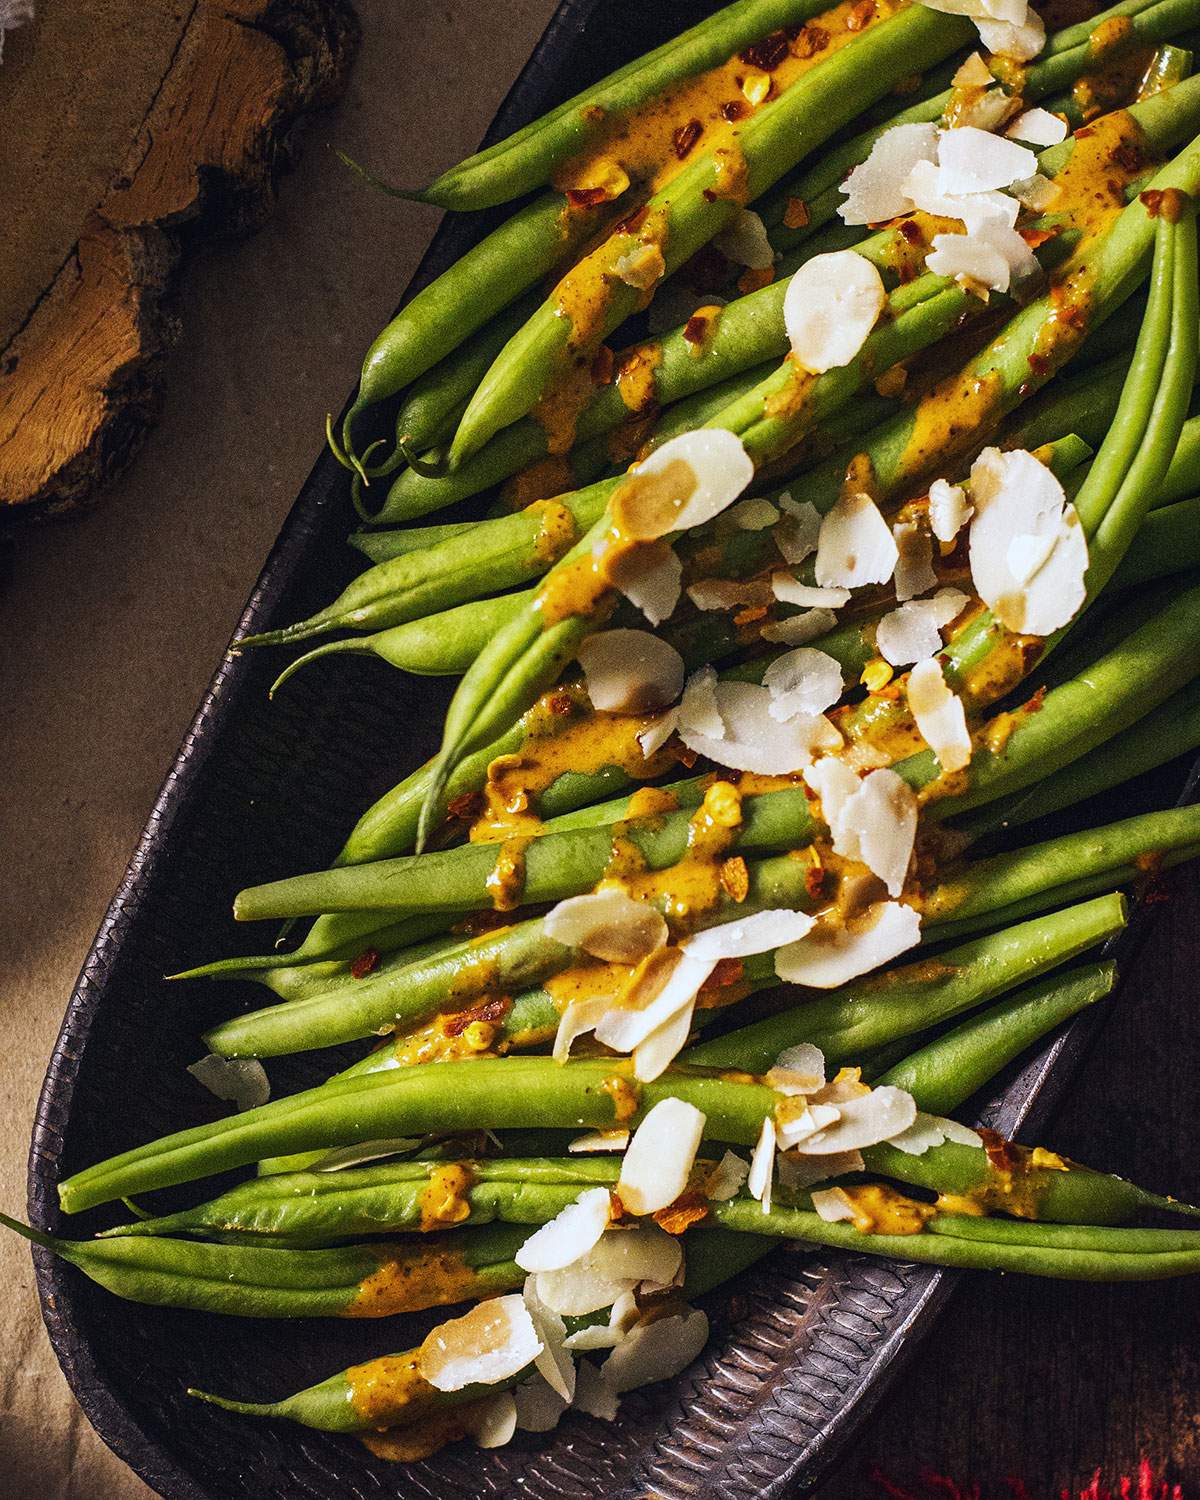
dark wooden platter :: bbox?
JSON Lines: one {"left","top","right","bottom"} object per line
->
{"left": 26, "top": 2, "right": 1198, "bottom": 1495}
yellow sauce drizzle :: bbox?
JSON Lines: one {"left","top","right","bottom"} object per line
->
{"left": 418, "top": 1163, "right": 476, "bottom": 1232}
{"left": 344, "top": 1243, "right": 485, "bottom": 1318}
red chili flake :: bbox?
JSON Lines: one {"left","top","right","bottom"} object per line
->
{"left": 565, "top": 185, "right": 609, "bottom": 210}
{"left": 977, "top": 1126, "right": 1020, "bottom": 1174}
{"left": 739, "top": 30, "right": 790, "bottom": 70}
{"left": 846, "top": 0, "right": 876, "bottom": 31}
{"left": 899, "top": 219, "right": 923, "bottom": 246}
{"left": 350, "top": 948, "right": 381, "bottom": 980}
{"left": 443, "top": 995, "right": 512, "bottom": 1037}
{"left": 1028, "top": 353, "right": 1050, "bottom": 377}
{"left": 896, "top": 261, "right": 917, "bottom": 285}
{"left": 1024, "top": 684, "right": 1047, "bottom": 714}
{"left": 673, "top": 118, "right": 703, "bottom": 159}
{"left": 702, "top": 187, "right": 718, "bottom": 202}
{"left": 721, "top": 99, "right": 748, "bottom": 122}
{"left": 792, "top": 25, "right": 829, "bottom": 59}
{"left": 446, "top": 791, "right": 483, "bottom": 822}
{"left": 613, "top": 204, "right": 650, "bottom": 236}
{"left": 683, "top": 310, "right": 715, "bottom": 346}
{"left": 803, "top": 862, "right": 826, "bottom": 902}
{"left": 708, "top": 957, "right": 745, "bottom": 989}
{"left": 1112, "top": 139, "right": 1145, "bottom": 175}
{"left": 653, "top": 1192, "right": 710, "bottom": 1234}
{"left": 546, "top": 690, "right": 576, "bottom": 716}
{"left": 591, "top": 345, "right": 615, "bottom": 385}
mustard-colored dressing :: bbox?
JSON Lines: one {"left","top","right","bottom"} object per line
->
{"left": 344, "top": 1243, "right": 485, "bottom": 1318}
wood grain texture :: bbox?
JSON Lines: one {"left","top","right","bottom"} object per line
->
{"left": 814, "top": 861, "right": 1200, "bottom": 1497}
{"left": 0, "top": 0, "right": 358, "bottom": 522}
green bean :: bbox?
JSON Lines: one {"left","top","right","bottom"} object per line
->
{"left": 446, "top": 7, "right": 973, "bottom": 466}
{"left": 385, "top": 0, "right": 849, "bottom": 211}
{"left": 758, "top": 0, "right": 1200, "bottom": 248}
{"left": 0, "top": 1210, "right": 526, "bottom": 1318}
{"left": 954, "top": 676, "right": 1200, "bottom": 835}
{"left": 208, "top": 850, "right": 819, "bottom": 1058}
{"left": 682, "top": 892, "right": 1125, "bottom": 1071}
{"left": 56, "top": 1057, "right": 786, "bottom": 1213}
{"left": 185, "top": 1229, "right": 768, "bottom": 1434}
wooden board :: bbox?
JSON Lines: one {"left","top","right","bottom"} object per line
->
{"left": 0, "top": 0, "right": 359, "bottom": 522}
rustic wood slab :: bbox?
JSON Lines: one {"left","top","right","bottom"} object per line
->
{"left": 0, "top": 0, "right": 359, "bottom": 522}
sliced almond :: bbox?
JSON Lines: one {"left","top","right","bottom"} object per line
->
{"left": 887, "top": 1110, "right": 984, "bottom": 1154}
{"left": 513, "top": 1373, "right": 569, "bottom": 1433}
{"left": 789, "top": 1084, "right": 918, "bottom": 1154}
{"left": 187, "top": 1054, "right": 270, "bottom": 1112}
{"left": 892, "top": 522, "right": 937, "bottom": 602}
{"left": 909, "top": 657, "right": 973, "bottom": 773}
{"left": 622, "top": 430, "right": 755, "bottom": 538}
{"left": 815, "top": 490, "right": 899, "bottom": 589}
{"left": 838, "top": 121, "right": 940, "bottom": 226}
{"left": 417, "top": 1294, "right": 542, "bottom": 1392}
{"left": 775, "top": 899, "right": 921, "bottom": 988}
{"left": 544, "top": 888, "right": 669, "bottom": 965}
{"left": 569, "top": 1129, "right": 632, "bottom": 1154}
{"left": 705, "top": 1149, "right": 751, "bottom": 1201}
{"left": 747, "top": 1113, "right": 776, "bottom": 1214}
{"left": 715, "top": 207, "right": 775, "bottom": 269}
{"left": 578, "top": 629, "right": 685, "bottom": 713}
{"left": 637, "top": 705, "right": 680, "bottom": 759}
{"left": 976, "top": 10, "right": 1045, "bottom": 60}
{"left": 928, "top": 477, "right": 972, "bottom": 543}
{"left": 535, "top": 1226, "right": 682, "bottom": 1316}
{"left": 609, "top": 542, "right": 683, "bottom": 625}
{"left": 617, "top": 1096, "right": 707, "bottom": 1214}
{"left": 574, "top": 1358, "right": 620, "bottom": 1419}
{"left": 677, "top": 678, "right": 842, "bottom": 775}
{"left": 632, "top": 994, "right": 698, "bottom": 1082}
{"left": 594, "top": 948, "right": 715, "bottom": 1055}
{"left": 770, "top": 572, "right": 851, "bottom": 609}
{"left": 683, "top": 908, "right": 816, "bottom": 960}
{"left": 731, "top": 496, "right": 780, "bottom": 530}
{"left": 1005, "top": 106, "right": 1067, "bottom": 146}
{"left": 811, "top": 1187, "right": 856, "bottom": 1222}
{"left": 601, "top": 1306, "right": 710, "bottom": 1393}
{"left": 687, "top": 578, "right": 774, "bottom": 612}
{"left": 516, "top": 1186, "right": 613, "bottom": 1273}
{"left": 466, "top": 1390, "right": 519, "bottom": 1449}
{"left": 773, "top": 493, "right": 822, "bottom": 564}
{"left": 934, "top": 125, "right": 1037, "bottom": 196}
{"left": 762, "top": 645, "right": 844, "bottom": 721}
{"left": 761, "top": 607, "right": 839, "bottom": 645}
{"left": 836, "top": 767, "right": 918, "bottom": 897}
{"left": 784, "top": 251, "right": 886, "bottom": 373}
{"left": 767, "top": 1041, "right": 827, "bottom": 1093}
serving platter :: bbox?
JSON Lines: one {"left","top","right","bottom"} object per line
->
{"left": 27, "top": 1, "right": 1198, "bottom": 1495}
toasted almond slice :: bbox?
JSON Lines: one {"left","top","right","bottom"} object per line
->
{"left": 632, "top": 995, "right": 698, "bottom": 1082}
{"left": 976, "top": 10, "right": 1045, "bottom": 60}
{"left": 715, "top": 207, "right": 775, "bottom": 269}
{"left": 928, "top": 477, "right": 972, "bottom": 542}
{"left": 761, "top": 607, "right": 839, "bottom": 645}
{"left": 637, "top": 705, "right": 680, "bottom": 759}
{"left": 535, "top": 1227, "right": 682, "bottom": 1315}
{"left": 875, "top": 588, "right": 967, "bottom": 667}
{"left": 770, "top": 572, "right": 851, "bottom": 609}
{"left": 762, "top": 645, "right": 844, "bottom": 721}
{"left": 677, "top": 678, "right": 842, "bottom": 775}
{"left": 574, "top": 1358, "right": 621, "bottom": 1419}
{"left": 610, "top": 542, "right": 683, "bottom": 625}
{"left": 467, "top": 1389, "right": 519, "bottom": 1448}
{"left": 705, "top": 1149, "right": 751, "bottom": 1201}
{"left": 953, "top": 50, "right": 993, "bottom": 86}
{"left": 902, "top": 159, "right": 1019, "bottom": 232}
{"left": 679, "top": 664, "right": 725, "bottom": 738}
{"left": 516, "top": 1187, "right": 613, "bottom": 1273}
{"left": 523, "top": 1276, "right": 576, "bottom": 1402}
{"left": 731, "top": 497, "right": 780, "bottom": 530}
{"left": 892, "top": 522, "right": 938, "bottom": 602}
{"left": 776, "top": 1147, "right": 865, "bottom": 1191}
{"left": 909, "top": 657, "right": 973, "bottom": 773}
{"left": 687, "top": 578, "right": 775, "bottom": 611}
{"left": 683, "top": 908, "right": 816, "bottom": 961}
{"left": 918, "top": 0, "right": 1029, "bottom": 25}
{"left": 784, "top": 251, "right": 886, "bottom": 373}
{"left": 1006, "top": 106, "right": 1067, "bottom": 145}
{"left": 618, "top": 1096, "right": 707, "bottom": 1214}
{"left": 578, "top": 629, "right": 685, "bottom": 714}
{"left": 887, "top": 1110, "right": 984, "bottom": 1154}
{"left": 553, "top": 994, "right": 612, "bottom": 1065}
{"left": 935, "top": 125, "right": 1036, "bottom": 195}
{"left": 623, "top": 430, "right": 755, "bottom": 537}
{"left": 563, "top": 1289, "right": 640, "bottom": 1351}
{"left": 776, "top": 900, "right": 921, "bottom": 988}
{"left": 803, "top": 755, "right": 861, "bottom": 832}
{"left": 1011, "top": 172, "right": 1058, "bottom": 212}
{"left": 569, "top": 1129, "right": 632, "bottom": 1154}
{"left": 767, "top": 1042, "right": 827, "bottom": 1094}
{"left": 838, "top": 121, "right": 940, "bottom": 226}
{"left": 544, "top": 888, "right": 668, "bottom": 965}
{"left": 187, "top": 1054, "right": 270, "bottom": 1112}
{"left": 417, "top": 1294, "right": 542, "bottom": 1391}
{"left": 776, "top": 1100, "right": 842, "bottom": 1149}
{"left": 513, "top": 1373, "right": 569, "bottom": 1432}
{"left": 811, "top": 1186, "right": 857, "bottom": 1222}
{"left": 747, "top": 1114, "right": 776, "bottom": 1214}
{"left": 837, "top": 767, "right": 918, "bottom": 897}
{"left": 790, "top": 1084, "right": 918, "bottom": 1154}
{"left": 815, "top": 490, "right": 899, "bottom": 589}
{"left": 594, "top": 949, "right": 714, "bottom": 1055}
{"left": 602, "top": 1306, "right": 710, "bottom": 1393}
{"left": 774, "top": 493, "right": 822, "bottom": 564}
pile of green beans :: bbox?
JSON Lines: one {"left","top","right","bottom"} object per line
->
{"left": 21, "top": 4, "right": 1200, "bottom": 1468}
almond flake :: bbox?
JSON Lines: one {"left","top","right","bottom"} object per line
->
{"left": 767, "top": 1042, "right": 827, "bottom": 1093}
{"left": 976, "top": 10, "right": 1045, "bottom": 60}
{"left": 761, "top": 607, "right": 839, "bottom": 645}
{"left": 776, "top": 1100, "right": 842, "bottom": 1149}
{"left": 770, "top": 572, "right": 851, "bottom": 608}
{"left": 1010, "top": 172, "right": 1058, "bottom": 212}
{"left": 968, "top": 446, "right": 1086, "bottom": 633}
{"left": 601, "top": 1306, "right": 710, "bottom": 1393}
{"left": 803, "top": 755, "right": 862, "bottom": 831}
{"left": 887, "top": 1110, "right": 984, "bottom": 1154}
{"left": 610, "top": 543, "right": 683, "bottom": 625}
{"left": 677, "top": 678, "right": 842, "bottom": 774}
{"left": 762, "top": 646, "right": 844, "bottom": 721}
{"left": 544, "top": 888, "right": 668, "bottom": 965}
{"left": 632, "top": 996, "right": 697, "bottom": 1081}
{"left": 574, "top": 1358, "right": 620, "bottom": 1419}
{"left": 679, "top": 664, "right": 725, "bottom": 738}
{"left": 773, "top": 493, "right": 822, "bottom": 564}
{"left": 908, "top": 656, "right": 973, "bottom": 772}
{"left": 789, "top": 1084, "right": 918, "bottom": 1154}
{"left": 626, "top": 430, "right": 755, "bottom": 536}
{"left": 1006, "top": 106, "right": 1066, "bottom": 145}
{"left": 747, "top": 1114, "right": 776, "bottom": 1214}
{"left": 875, "top": 588, "right": 968, "bottom": 667}
{"left": 535, "top": 1227, "right": 682, "bottom": 1316}
{"left": 467, "top": 1390, "right": 519, "bottom": 1448}
{"left": 902, "top": 159, "right": 1018, "bottom": 232}
{"left": 705, "top": 1150, "right": 751, "bottom": 1201}
{"left": 578, "top": 629, "right": 685, "bottom": 713}
{"left": 569, "top": 1129, "right": 631, "bottom": 1154}
{"left": 928, "top": 477, "right": 972, "bottom": 542}
{"left": 935, "top": 126, "right": 1036, "bottom": 195}
{"left": 524, "top": 1276, "right": 576, "bottom": 1402}
{"left": 815, "top": 490, "right": 899, "bottom": 589}
{"left": 683, "top": 908, "right": 816, "bottom": 960}
{"left": 777, "top": 1147, "right": 865, "bottom": 1190}
{"left": 834, "top": 767, "right": 918, "bottom": 896}
{"left": 838, "top": 121, "right": 940, "bottom": 226}
{"left": 952, "top": 51, "right": 993, "bottom": 87}
{"left": 594, "top": 948, "right": 714, "bottom": 1054}
{"left": 514, "top": 1373, "right": 569, "bottom": 1432}
{"left": 417, "top": 1294, "right": 542, "bottom": 1391}
{"left": 892, "top": 522, "right": 938, "bottom": 601}
{"left": 715, "top": 207, "right": 775, "bottom": 269}
{"left": 784, "top": 251, "right": 886, "bottom": 373}
{"left": 775, "top": 899, "right": 921, "bottom": 988}
{"left": 618, "top": 1097, "right": 707, "bottom": 1214}
{"left": 516, "top": 1187, "right": 613, "bottom": 1272}
{"left": 687, "top": 578, "right": 774, "bottom": 611}
{"left": 187, "top": 1054, "right": 270, "bottom": 1112}
{"left": 563, "top": 1289, "right": 640, "bottom": 1350}
{"left": 811, "top": 1186, "right": 857, "bottom": 1222}
{"left": 637, "top": 706, "right": 680, "bottom": 759}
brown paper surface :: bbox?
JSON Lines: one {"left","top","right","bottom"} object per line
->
{"left": 0, "top": 0, "right": 557, "bottom": 1491}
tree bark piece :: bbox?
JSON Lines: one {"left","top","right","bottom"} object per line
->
{"left": 0, "top": 0, "right": 359, "bottom": 522}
